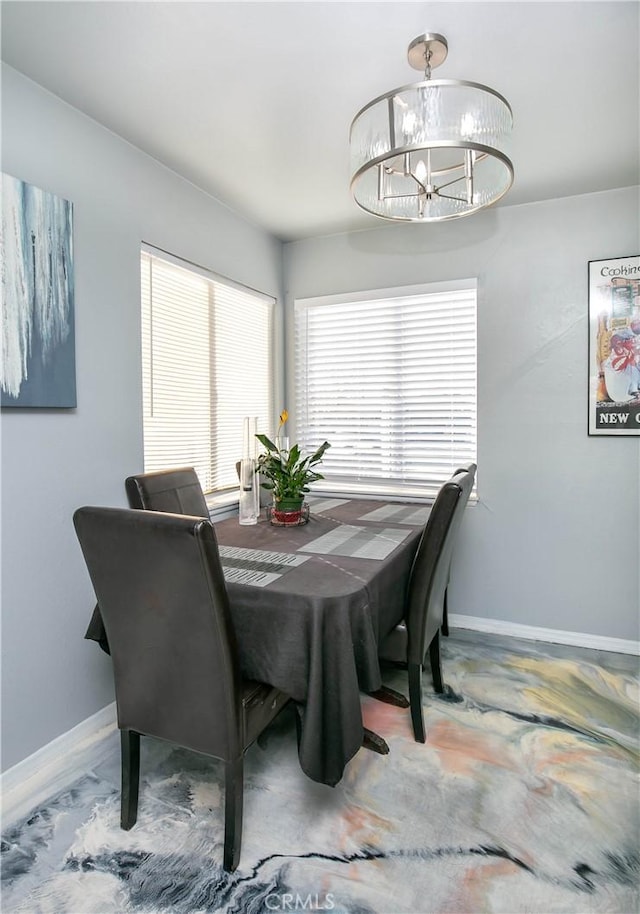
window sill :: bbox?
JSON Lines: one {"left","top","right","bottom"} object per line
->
{"left": 311, "top": 482, "right": 477, "bottom": 505}
{"left": 205, "top": 492, "right": 239, "bottom": 521}
{"left": 204, "top": 484, "right": 477, "bottom": 519}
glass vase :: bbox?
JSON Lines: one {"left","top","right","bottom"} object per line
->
{"left": 275, "top": 435, "right": 290, "bottom": 462}
{"left": 238, "top": 417, "right": 259, "bottom": 525}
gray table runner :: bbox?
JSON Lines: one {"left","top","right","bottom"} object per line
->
{"left": 297, "top": 524, "right": 411, "bottom": 560}
{"left": 219, "top": 545, "right": 309, "bottom": 587}
{"left": 358, "top": 504, "right": 430, "bottom": 525}
{"left": 305, "top": 496, "right": 351, "bottom": 513}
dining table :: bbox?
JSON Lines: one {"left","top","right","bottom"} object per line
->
{"left": 85, "top": 495, "right": 429, "bottom": 787}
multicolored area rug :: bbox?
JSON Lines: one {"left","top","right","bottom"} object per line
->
{"left": 2, "top": 632, "right": 639, "bottom": 914}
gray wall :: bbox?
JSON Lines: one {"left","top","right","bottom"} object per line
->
{"left": 283, "top": 187, "right": 640, "bottom": 642}
{"left": 0, "top": 66, "right": 284, "bottom": 771}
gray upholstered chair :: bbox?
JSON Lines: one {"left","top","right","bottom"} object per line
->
{"left": 86, "top": 467, "right": 207, "bottom": 655}
{"left": 440, "top": 462, "right": 476, "bottom": 636}
{"left": 378, "top": 467, "right": 475, "bottom": 742}
{"left": 125, "top": 467, "right": 210, "bottom": 517}
{"left": 74, "top": 506, "right": 290, "bottom": 872}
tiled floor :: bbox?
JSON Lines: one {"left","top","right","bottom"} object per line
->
{"left": 2, "top": 630, "right": 639, "bottom": 914}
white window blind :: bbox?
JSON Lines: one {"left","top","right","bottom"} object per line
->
{"left": 141, "top": 248, "right": 274, "bottom": 495}
{"left": 294, "top": 283, "right": 477, "bottom": 500}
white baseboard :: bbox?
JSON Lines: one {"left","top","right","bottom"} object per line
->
{"left": 1, "top": 702, "right": 117, "bottom": 826}
{"left": 450, "top": 614, "right": 640, "bottom": 656}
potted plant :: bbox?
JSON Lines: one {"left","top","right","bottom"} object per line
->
{"left": 256, "top": 410, "right": 330, "bottom": 524}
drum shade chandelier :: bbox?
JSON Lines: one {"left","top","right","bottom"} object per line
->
{"left": 349, "top": 33, "right": 514, "bottom": 223}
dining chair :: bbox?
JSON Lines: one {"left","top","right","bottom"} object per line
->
{"left": 74, "top": 506, "right": 290, "bottom": 872}
{"left": 441, "top": 462, "right": 477, "bottom": 636}
{"left": 378, "top": 467, "right": 475, "bottom": 742}
{"left": 85, "top": 469, "right": 208, "bottom": 653}
{"left": 125, "top": 466, "right": 210, "bottom": 516}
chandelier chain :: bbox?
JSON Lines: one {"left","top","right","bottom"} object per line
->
{"left": 424, "top": 48, "right": 432, "bottom": 80}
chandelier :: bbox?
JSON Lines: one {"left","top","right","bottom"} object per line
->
{"left": 349, "top": 33, "right": 514, "bottom": 223}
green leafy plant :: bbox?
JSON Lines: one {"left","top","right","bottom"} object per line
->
{"left": 256, "top": 410, "right": 330, "bottom": 504}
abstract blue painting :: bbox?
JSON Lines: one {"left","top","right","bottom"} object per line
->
{"left": 1, "top": 174, "right": 76, "bottom": 408}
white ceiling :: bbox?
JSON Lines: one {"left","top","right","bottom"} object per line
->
{"left": 1, "top": 1, "right": 638, "bottom": 242}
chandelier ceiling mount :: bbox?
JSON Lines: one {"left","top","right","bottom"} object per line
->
{"left": 407, "top": 33, "right": 449, "bottom": 75}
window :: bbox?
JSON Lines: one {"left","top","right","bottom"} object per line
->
{"left": 294, "top": 281, "right": 476, "bottom": 500}
{"left": 141, "top": 247, "right": 274, "bottom": 496}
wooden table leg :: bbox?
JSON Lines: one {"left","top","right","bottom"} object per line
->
{"left": 369, "top": 685, "right": 410, "bottom": 708}
{"left": 362, "top": 728, "right": 390, "bottom": 754}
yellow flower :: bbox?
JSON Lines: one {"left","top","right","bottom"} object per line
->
{"left": 278, "top": 409, "right": 289, "bottom": 429}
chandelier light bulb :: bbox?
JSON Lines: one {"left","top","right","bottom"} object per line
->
{"left": 414, "top": 159, "right": 428, "bottom": 185}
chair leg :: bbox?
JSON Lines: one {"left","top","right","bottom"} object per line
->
{"left": 429, "top": 631, "right": 444, "bottom": 694}
{"left": 120, "top": 730, "right": 140, "bottom": 830}
{"left": 408, "top": 662, "right": 426, "bottom": 743}
{"left": 441, "top": 587, "right": 449, "bottom": 637}
{"left": 223, "top": 757, "right": 244, "bottom": 873}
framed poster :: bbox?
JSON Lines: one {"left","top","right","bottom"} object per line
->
{"left": 588, "top": 255, "right": 640, "bottom": 436}
{"left": 1, "top": 174, "right": 76, "bottom": 408}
